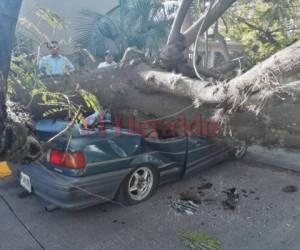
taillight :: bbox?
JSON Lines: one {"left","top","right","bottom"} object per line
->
{"left": 49, "top": 150, "right": 85, "bottom": 169}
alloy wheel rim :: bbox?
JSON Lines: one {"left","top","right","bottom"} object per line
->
{"left": 128, "top": 167, "right": 154, "bottom": 201}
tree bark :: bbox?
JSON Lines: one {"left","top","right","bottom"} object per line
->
{"left": 0, "top": 0, "right": 42, "bottom": 163}
{"left": 160, "top": 0, "right": 236, "bottom": 69}
{"left": 0, "top": 0, "right": 22, "bottom": 126}
{"left": 0, "top": 0, "right": 22, "bottom": 81}
{"left": 167, "top": 0, "right": 193, "bottom": 45}
{"left": 183, "top": 0, "right": 237, "bottom": 47}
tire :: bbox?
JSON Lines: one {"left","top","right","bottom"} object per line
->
{"left": 116, "top": 166, "right": 159, "bottom": 206}
{"left": 230, "top": 144, "right": 247, "bottom": 160}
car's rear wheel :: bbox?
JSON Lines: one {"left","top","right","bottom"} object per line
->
{"left": 117, "top": 166, "right": 158, "bottom": 205}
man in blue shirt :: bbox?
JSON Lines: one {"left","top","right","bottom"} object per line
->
{"left": 39, "top": 41, "right": 75, "bottom": 76}
{"left": 97, "top": 50, "right": 117, "bottom": 69}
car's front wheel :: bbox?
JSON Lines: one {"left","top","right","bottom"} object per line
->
{"left": 117, "top": 166, "right": 158, "bottom": 205}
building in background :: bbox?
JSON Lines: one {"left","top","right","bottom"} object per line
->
{"left": 194, "top": 39, "right": 244, "bottom": 68}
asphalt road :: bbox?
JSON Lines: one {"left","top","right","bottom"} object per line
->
{"left": 0, "top": 160, "right": 300, "bottom": 250}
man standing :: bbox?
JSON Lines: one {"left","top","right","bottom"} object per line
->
{"left": 39, "top": 41, "right": 75, "bottom": 76}
{"left": 97, "top": 50, "right": 117, "bottom": 69}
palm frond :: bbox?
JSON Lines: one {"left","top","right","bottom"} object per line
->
{"left": 74, "top": 0, "right": 172, "bottom": 57}
{"left": 74, "top": 9, "right": 120, "bottom": 56}
{"left": 35, "top": 8, "right": 67, "bottom": 31}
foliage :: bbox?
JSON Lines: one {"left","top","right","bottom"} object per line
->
{"left": 190, "top": 0, "right": 300, "bottom": 68}
{"left": 190, "top": 0, "right": 207, "bottom": 22}
{"left": 223, "top": 0, "right": 300, "bottom": 67}
{"left": 35, "top": 8, "right": 67, "bottom": 31}
{"left": 181, "top": 231, "right": 221, "bottom": 250}
{"left": 74, "top": 10, "right": 119, "bottom": 57}
{"left": 74, "top": 0, "right": 171, "bottom": 58}
{"left": 37, "top": 91, "right": 102, "bottom": 120}
{"left": 18, "top": 7, "right": 67, "bottom": 47}
{"left": 8, "top": 52, "right": 46, "bottom": 97}
{"left": 78, "top": 89, "right": 103, "bottom": 115}
{"left": 8, "top": 48, "right": 102, "bottom": 120}
{"left": 8, "top": 8, "right": 102, "bottom": 120}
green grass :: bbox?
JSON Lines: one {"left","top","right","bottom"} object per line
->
{"left": 181, "top": 231, "right": 221, "bottom": 250}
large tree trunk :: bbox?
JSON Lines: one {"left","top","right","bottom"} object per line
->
{"left": 0, "top": 0, "right": 22, "bottom": 81}
{"left": 28, "top": 43, "right": 300, "bottom": 148}
{"left": 0, "top": 0, "right": 22, "bottom": 128}
{"left": 0, "top": 0, "right": 42, "bottom": 163}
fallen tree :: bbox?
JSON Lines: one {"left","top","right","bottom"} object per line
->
{"left": 27, "top": 41, "right": 300, "bottom": 148}
{"left": 0, "top": 0, "right": 300, "bottom": 163}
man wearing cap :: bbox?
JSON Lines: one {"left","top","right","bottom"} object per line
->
{"left": 97, "top": 50, "right": 117, "bottom": 69}
{"left": 39, "top": 41, "right": 75, "bottom": 76}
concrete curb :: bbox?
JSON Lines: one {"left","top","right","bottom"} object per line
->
{"left": 244, "top": 146, "right": 300, "bottom": 173}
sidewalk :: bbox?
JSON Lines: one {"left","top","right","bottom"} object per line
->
{"left": 244, "top": 145, "right": 300, "bottom": 173}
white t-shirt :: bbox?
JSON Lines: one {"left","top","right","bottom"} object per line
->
{"left": 97, "top": 61, "right": 117, "bottom": 69}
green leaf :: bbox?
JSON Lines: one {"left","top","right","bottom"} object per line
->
{"left": 181, "top": 231, "right": 221, "bottom": 250}
{"left": 36, "top": 8, "right": 67, "bottom": 30}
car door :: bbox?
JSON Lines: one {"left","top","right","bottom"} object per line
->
{"left": 185, "top": 136, "right": 225, "bottom": 175}
{"left": 144, "top": 136, "right": 188, "bottom": 182}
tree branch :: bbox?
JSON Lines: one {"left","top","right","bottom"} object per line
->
{"left": 167, "top": 0, "right": 193, "bottom": 44}
{"left": 183, "top": 0, "right": 236, "bottom": 48}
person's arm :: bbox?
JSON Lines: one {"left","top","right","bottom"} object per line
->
{"left": 97, "top": 62, "right": 105, "bottom": 69}
{"left": 64, "top": 57, "right": 75, "bottom": 72}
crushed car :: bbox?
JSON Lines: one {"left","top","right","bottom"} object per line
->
{"left": 18, "top": 117, "right": 247, "bottom": 210}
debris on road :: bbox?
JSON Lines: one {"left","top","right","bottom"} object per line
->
{"left": 169, "top": 199, "right": 201, "bottom": 215}
{"left": 202, "top": 198, "right": 216, "bottom": 205}
{"left": 198, "top": 182, "right": 213, "bottom": 190}
{"left": 282, "top": 185, "right": 298, "bottom": 193}
{"left": 239, "top": 188, "right": 260, "bottom": 199}
{"left": 45, "top": 204, "right": 59, "bottom": 212}
{"left": 222, "top": 188, "right": 239, "bottom": 210}
{"left": 241, "top": 189, "right": 247, "bottom": 194}
{"left": 181, "top": 231, "right": 221, "bottom": 250}
{"left": 179, "top": 191, "right": 202, "bottom": 204}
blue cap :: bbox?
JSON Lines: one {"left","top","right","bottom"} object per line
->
{"left": 104, "top": 50, "right": 112, "bottom": 56}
